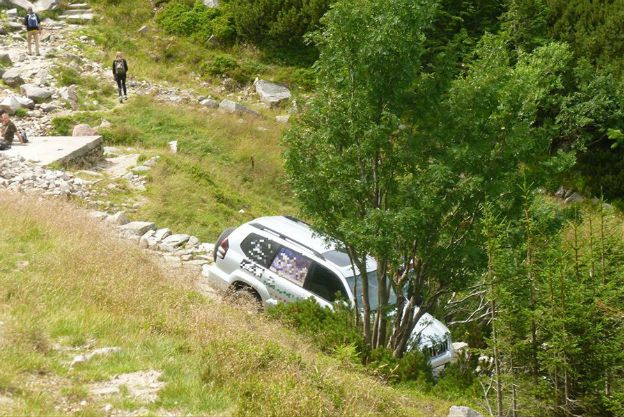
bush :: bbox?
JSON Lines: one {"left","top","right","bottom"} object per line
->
{"left": 200, "top": 54, "right": 263, "bottom": 83}
{"left": 367, "top": 347, "right": 433, "bottom": 384}
{"left": 266, "top": 298, "right": 365, "bottom": 356}
{"left": 228, "top": 0, "right": 331, "bottom": 50}
{"left": 156, "top": 0, "right": 235, "bottom": 43}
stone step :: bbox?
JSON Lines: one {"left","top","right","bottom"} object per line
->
{"left": 61, "top": 9, "right": 93, "bottom": 16}
{"left": 60, "top": 13, "right": 95, "bottom": 23}
{"left": 68, "top": 3, "right": 90, "bottom": 9}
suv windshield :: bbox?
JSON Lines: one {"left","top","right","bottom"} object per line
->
{"left": 345, "top": 270, "right": 397, "bottom": 311}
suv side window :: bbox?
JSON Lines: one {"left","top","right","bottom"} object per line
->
{"left": 269, "top": 246, "right": 312, "bottom": 286}
{"left": 240, "top": 233, "right": 279, "bottom": 267}
{"left": 305, "top": 263, "right": 349, "bottom": 302}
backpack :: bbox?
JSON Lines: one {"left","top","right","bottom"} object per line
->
{"left": 19, "top": 129, "right": 28, "bottom": 143}
{"left": 27, "top": 13, "right": 38, "bottom": 29}
{"left": 114, "top": 60, "right": 126, "bottom": 76}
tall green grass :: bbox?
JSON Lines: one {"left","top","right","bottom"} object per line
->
{"left": 0, "top": 194, "right": 454, "bottom": 416}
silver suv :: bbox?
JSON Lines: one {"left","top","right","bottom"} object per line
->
{"left": 202, "top": 216, "right": 454, "bottom": 369}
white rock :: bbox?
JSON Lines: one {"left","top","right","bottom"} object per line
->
{"left": 447, "top": 406, "right": 484, "bottom": 417}
{"left": 168, "top": 140, "right": 177, "bottom": 153}
{"left": 1, "top": 67, "right": 24, "bottom": 87}
{"left": 0, "top": 96, "right": 21, "bottom": 115}
{"left": 219, "top": 99, "right": 260, "bottom": 117}
{"left": 200, "top": 98, "right": 219, "bottom": 108}
{"left": 20, "top": 84, "right": 55, "bottom": 103}
{"left": 159, "top": 234, "right": 190, "bottom": 252}
{"left": 72, "top": 124, "right": 96, "bottom": 136}
{"left": 106, "top": 211, "right": 129, "bottom": 225}
{"left": 275, "top": 115, "right": 290, "bottom": 123}
{"left": 203, "top": 0, "right": 218, "bottom": 7}
{"left": 120, "top": 221, "right": 156, "bottom": 236}
{"left": 255, "top": 80, "right": 291, "bottom": 107}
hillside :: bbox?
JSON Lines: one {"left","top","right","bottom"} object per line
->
{"left": 0, "top": 194, "right": 456, "bottom": 417}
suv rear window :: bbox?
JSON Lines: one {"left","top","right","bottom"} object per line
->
{"left": 269, "top": 246, "right": 312, "bottom": 286}
{"left": 305, "top": 263, "right": 349, "bottom": 302}
{"left": 240, "top": 233, "right": 279, "bottom": 267}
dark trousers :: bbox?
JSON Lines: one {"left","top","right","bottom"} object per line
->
{"left": 116, "top": 75, "right": 127, "bottom": 96}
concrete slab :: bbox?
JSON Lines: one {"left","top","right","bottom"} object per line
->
{"left": 2, "top": 136, "right": 102, "bottom": 166}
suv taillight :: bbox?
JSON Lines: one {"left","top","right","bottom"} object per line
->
{"left": 217, "top": 238, "right": 229, "bottom": 260}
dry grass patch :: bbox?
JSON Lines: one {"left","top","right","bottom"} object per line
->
{"left": 0, "top": 194, "right": 451, "bottom": 416}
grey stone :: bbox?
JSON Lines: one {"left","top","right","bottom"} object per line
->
{"left": 154, "top": 228, "right": 171, "bottom": 241}
{"left": 20, "top": 84, "right": 55, "bottom": 103}
{"left": 202, "top": 0, "right": 218, "bottom": 7}
{"left": 72, "top": 124, "right": 97, "bottom": 136}
{"left": 15, "top": 96, "right": 35, "bottom": 110}
{"left": 5, "top": 8, "right": 19, "bottom": 18}
{"left": 159, "top": 234, "right": 190, "bottom": 252}
{"left": 564, "top": 192, "right": 585, "bottom": 204}
{"left": 33, "top": 0, "right": 59, "bottom": 11}
{"left": 59, "top": 85, "right": 78, "bottom": 110}
{"left": 40, "top": 102, "right": 59, "bottom": 113}
{"left": 120, "top": 221, "right": 156, "bottom": 236}
{"left": 275, "top": 115, "right": 290, "bottom": 123}
{"left": 2, "top": 67, "right": 24, "bottom": 87}
{"left": 255, "top": 80, "right": 291, "bottom": 107}
{"left": 447, "top": 406, "right": 484, "bottom": 417}
{"left": 0, "top": 53, "right": 11, "bottom": 66}
{"left": 137, "top": 25, "right": 148, "bottom": 34}
{"left": 168, "top": 140, "right": 177, "bottom": 153}
{"left": 218, "top": 99, "right": 260, "bottom": 117}
{"left": 200, "top": 98, "right": 219, "bottom": 108}
{"left": 0, "top": 96, "right": 21, "bottom": 115}
{"left": 106, "top": 211, "right": 129, "bottom": 225}
{"left": 132, "top": 165, "right": 150, "bottom": 173}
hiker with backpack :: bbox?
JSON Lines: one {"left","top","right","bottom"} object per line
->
{"left": 24, "top": 7, "right": 42, "bottom": 56}
{"left": 112, "top": 52, "right": 129, "bottom": 102}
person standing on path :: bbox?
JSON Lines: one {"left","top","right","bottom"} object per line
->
{"left": 24, "top": 7, "right": 42, "bottom": 56}
{"left": 112, "top": 52, "right": 129, "bottom": 103}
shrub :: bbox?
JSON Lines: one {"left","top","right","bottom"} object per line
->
{"left": 228, "top": 0, "right": 331, "bottom": 50}
{"left": 266, "top": 298, "right": 365, "bottom": 356}
{"left": 156, "top": 0, "right": 235, "bottom": 43}
{"left": 367, "top": 347, "right": 432, "bottom": 384}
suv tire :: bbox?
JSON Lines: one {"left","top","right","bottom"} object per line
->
{"left": 213, "top": 227, "right": 235, "bottom": 262}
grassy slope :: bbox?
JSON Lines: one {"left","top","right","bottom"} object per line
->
{"left": 0, "top": 194, "right": 453, "bottom": 416}
{"left": 54, "top": 96, "right": 294, "bottom": 241}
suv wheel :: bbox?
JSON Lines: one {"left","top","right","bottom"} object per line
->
{"left": 213, "top": 227, "right": 235, "bottom": 262}
{"left": 225, "top": 283, "right": 263, "bottom": 311}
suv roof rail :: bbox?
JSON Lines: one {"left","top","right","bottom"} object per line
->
{"left": 284, "top": 215, "right": 310, "bottom": 226}
{"left": 249, "top": 222, "right": 326, "bottom": 261}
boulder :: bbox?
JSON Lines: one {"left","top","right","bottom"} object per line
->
{"left": 106, "top": 211, "right": 129, "bottom": 225}
{"left": 0, "top": 96, "right": 21, "bottom": 115}
{"left": 200, "top": 98, "right": 219, "bottom": 108}
{"left": 2, "top": 67, "right": 24, "bottom": 87}
{"left": 255, "top": 80, "right": 291, "bottom": 107}
{"left": 4, "top": 0, "right": 35, "bottom": 11}
{"left": 564, "top": 192, "right": 585, "bottom": 204}
{"left": 159, "top": 234, "right": 190, "bottom": 252}
{"left": 154, "top": 228, "right": 171, "bottom": 241}
{"left": 59, "top": 85, "right": 78, "bottom": 110}
{"left": 5, "top": 8, "right": 19, "bottom": 18}
{"left": 72, "top": 124, "right": 96, "bottom": 136}
{"left": 15, "top": 96, "right": 35, "bottom": 109}
{"left": 40, "top": 102, "right": 59, "bottom": 113}
{"left": 218, "top": 99, "right": 260, "bottom": 117}
{"left": 33, "top": 0, "right": 59, "bottom": 12}
{"left": 120, "top": 221, "right": 156, "bottom": 236}
{"left": 20, "top": 84, "right": 54, "bottom": 103}
{"left": 447, "top": 406, "right": 484, "bottom": 417}
{"left": 0, "top": 53, "right": 11, "bottom": 66}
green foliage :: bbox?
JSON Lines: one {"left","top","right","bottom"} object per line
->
{"left": 14, "top": 108, "right": 28, "bottom": 117}
{"left": 367, "top": 347, "right": 433, "bottom": 384}
{"left": 156, "top": 0, "right": 235, "bottom": 43}
{"left": 267, "top": 298, "right": 365, "bottom": 355}
{"left": 228, "top": 0, "right": 331, "bottom": 51}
